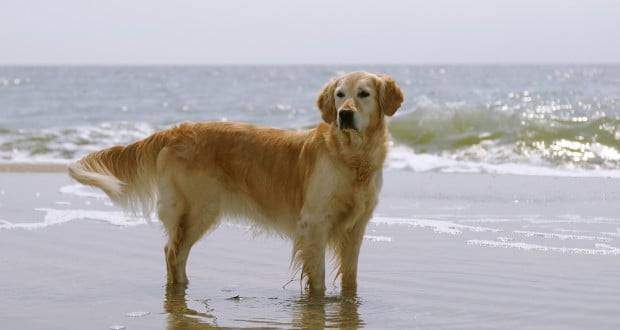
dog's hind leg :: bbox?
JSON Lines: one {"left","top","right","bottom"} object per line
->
{"left": 159, "top": 185, "right": 220, "bottom": 283}
{"left": 158, "top": 179, "right": 188, "bottom": 284}
{"left": 172, "top": 205, "right": 220, "bottom": 283}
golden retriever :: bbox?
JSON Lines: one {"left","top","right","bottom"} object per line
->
{"left": 68, "top": 71, "right": 404, "bottom": 295}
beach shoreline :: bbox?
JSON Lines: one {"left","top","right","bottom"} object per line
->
{"left": 0, "top": 162, "right": 68, "bottom": 173}
{"left": 1, "top": 170, "right": 619, "bottom": 329}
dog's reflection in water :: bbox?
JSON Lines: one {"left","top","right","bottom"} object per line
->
{"left": 291, "top": 292, "right": 363, "bottom": 329}
{"left": 164, "top": 283, "right": 363, "bottom": 329}
{"left": 164, "top": 283, "right": 217, "bottom": 329}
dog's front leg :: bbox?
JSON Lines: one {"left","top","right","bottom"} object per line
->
{"left": 294, "top": 213, "right": 330, "bottom": 296}
{"left": 338, "top": 211, "right": 373, "bottom": 295}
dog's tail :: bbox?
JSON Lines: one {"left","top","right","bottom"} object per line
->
{"left": 68, "top": 130, "right": 172, "bottom": 215}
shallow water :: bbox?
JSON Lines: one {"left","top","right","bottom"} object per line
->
{"left": 162, "top": 283, "right": 365, "bottom": 329}
{"left": 1, "top": 172, "right": 619, "bottom": 329}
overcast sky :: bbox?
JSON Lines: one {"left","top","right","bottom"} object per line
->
{"left": 1, "top": 0, "right": 619, "bottom": 64}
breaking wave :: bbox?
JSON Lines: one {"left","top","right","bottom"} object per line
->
{"left": 389, "top": 104, "right": 620, "bottom": 175}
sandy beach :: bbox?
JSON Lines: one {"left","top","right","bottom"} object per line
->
{"left": 1, "top": 169, "right": 619, "bottom": 329}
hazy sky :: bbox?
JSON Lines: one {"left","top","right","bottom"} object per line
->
{"left": 1, "top": 0, "right": 619, "bottom": 64}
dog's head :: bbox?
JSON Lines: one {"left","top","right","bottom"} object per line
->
{"left": 316, "top": 72, "right": 404, "bottom": 134}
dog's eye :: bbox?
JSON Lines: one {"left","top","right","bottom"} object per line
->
{"left": 336, "top": 91, "right": 345, "bottom": 98}
{"left": 358, "top": 90, "right": 370, "bottom": 98}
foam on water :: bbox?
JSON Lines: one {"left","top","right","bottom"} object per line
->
{"left": 59, "top": 184, "right": 109, "bottom": 199}
{"left": 371, "top": 215, "right": 620, "bottom": 256}
{"left": 372, "top": 216, "right": 503, "bottom": 235}
{"left": 0, "top": 208, "right": 146, "bottom": 230}
{"left": 512, "top": 230, "right": 612, "bottom": 242}
{"left": 0, "top": 122, "right": 156, "bottom": 164}
{"left": 466, "top": 239, "right": 620, "bottom": 256}
{"left": 364, "top": 235, "right": 393, "bottom": 242}
{"left": 125, "top": 311, "right": 151, "bottom": 318}
{"left": 388, "top": 145, "right": 620, "bottom": 178}
{"left": 2, "top": 205, "right": 618, "bottom": 257}
{"left": 600, "top": 230, "right": 620, "bottom": 238}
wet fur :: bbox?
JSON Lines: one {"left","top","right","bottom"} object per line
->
{"left": 68, "top": 71, "right": 404, "bottom": 295}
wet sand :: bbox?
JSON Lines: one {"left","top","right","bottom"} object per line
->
{"left": 0, "top": 163, "right": 67, "bottom": 173}
{"left": 1, "top": 170, "right": 619, "bottom": 329}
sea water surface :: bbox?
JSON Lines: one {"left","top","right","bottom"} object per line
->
{"left": 1, "top": 171, "right": 619, "bottom": 329}
{"left": 1, "top": 65, "right": 620, "bottom": 176}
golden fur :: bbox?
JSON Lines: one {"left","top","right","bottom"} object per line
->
{"left": 69, "top": 71, "right": 404, "bottom": 295}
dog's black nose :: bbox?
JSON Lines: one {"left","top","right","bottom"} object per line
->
{"left": 338, "top": 109, "right": 355, "bottom": 129}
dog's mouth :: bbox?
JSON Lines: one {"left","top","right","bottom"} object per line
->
{"left": 337, "top": 109, "right": 358, "bottom": 132}
{"left": 339, "top": 122, "right": 357, "bottom": 132}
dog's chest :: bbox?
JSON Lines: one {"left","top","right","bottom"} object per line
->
{"left": 304, "top": 156, "right": 381, "bottom": 229}
{"left": 329, "top": 172, "right": 380, "bottom": 231}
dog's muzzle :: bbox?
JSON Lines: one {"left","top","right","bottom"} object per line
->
{"left": 338, "top": 109, "right": 356, "bottom": 130}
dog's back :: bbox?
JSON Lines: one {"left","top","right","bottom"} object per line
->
{"left": 71, "top": 122, "right": 318, "bottom": 212}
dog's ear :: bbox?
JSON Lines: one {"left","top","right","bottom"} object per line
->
{"left": 378, "top": 74, "right": 404, "bottom": 116}
{"left": 316, "top": 79, "right": 338, "bottom": 123}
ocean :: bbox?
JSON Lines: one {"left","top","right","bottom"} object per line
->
{"left": 2, "top": 66, "right": 620, "bottom": 328}
{"left": 1, "top": 65, "right": 619, "bottom": 177}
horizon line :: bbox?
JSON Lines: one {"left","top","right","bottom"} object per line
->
{"left": 1, "top": 61, "right": 620, "bottom": 67}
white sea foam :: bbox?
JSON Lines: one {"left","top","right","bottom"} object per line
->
{"left": 0, "top": 122, "right": 155, "bottom": 164}
{"left": 595, "top": 243, "right": 617, "bottom": 250}
{"left": 125, "top": 311, "right": 150, "bottom": 318}
{"left": 371, "top": 215, "right": 620, "bottom": 256}
{"left": 466, "top": 239, "right": 620, "bottom": 256}
{"left": 512, "top": 230, "right": 613, "bottom": 242}
{"left": 387, "top": 145, "right": 620, "bottom": 178}
{"left": 59, "top": 184, "right": 109, "bottom": 199}
{"left": 600, "top": 230, "right": 620, "bottom": 238}
{"left": 364, "top": 235, "right": 393, "bottom": 242}
{"left": 371, "top": 216, "right": 502, "bottom": 235}
{"left": 0, "top": 208, "right": 146, "bottom": 230}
